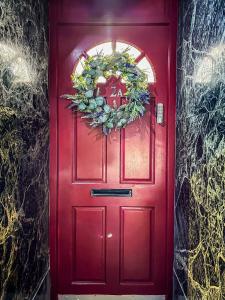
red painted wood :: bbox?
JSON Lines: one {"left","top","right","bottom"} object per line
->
{"left": 59, "top": 0, "right": 170, "bottom": 24}
{"left": 49, "top": 1, "right": 178, "bottom": 299}
{"left": 120, "top": 207, "right": 153, "bottom": 282}
{"left": 72, "top": 207, "right": 106, "bottom": 282}
{"left": 58, "top": 25, "right": 167, "bottom": 295}
{"left": 73, "top": 115, "right": 106, "bottom": 182}
{"left": 121, "top": 106, "right": 154, "bottom": 183}
{"left": 165, "top": 4, "right": 178, "bottom": 299}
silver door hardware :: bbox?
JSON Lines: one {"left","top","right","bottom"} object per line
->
{"left": 107, "top": 233, "right": 113, "bottom": 239}
{"left": 156, "top": 103, "right": 164, "bottom": 124}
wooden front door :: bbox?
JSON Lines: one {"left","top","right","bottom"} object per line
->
{"left": 50, "top": 1, "right": 177, "bottom": 299}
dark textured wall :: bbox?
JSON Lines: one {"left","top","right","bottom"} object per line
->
{"left": 0, "top": 0, "right": 49, "bottom": 299}
{"left": 174, "top": 0, "right": 225, "bottom": 299}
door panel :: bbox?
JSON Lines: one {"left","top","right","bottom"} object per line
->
{"left": 120, "top": 108, "right": 154, "bottom": 183}
{"left": 72, "top": 207, "right": 106, "bottom": 283}
{"left": 120, "top": 207, "right": 153, "bottom": 283}
{"left": 56, "top": 23, "right": 171, "bottom": 296}
{"left": 72, "top": 115, "right": 107, "bottom": 182}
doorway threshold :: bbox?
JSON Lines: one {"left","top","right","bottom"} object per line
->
{"left": 58, "top": 296, "right": 165, "bottom": 300}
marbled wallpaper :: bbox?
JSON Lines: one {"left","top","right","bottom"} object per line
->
{"left": 0, "top": 0, "right": 49, "bottom": 299}
{"left": 174, "top": 0, "right": 225, "bottom": 299}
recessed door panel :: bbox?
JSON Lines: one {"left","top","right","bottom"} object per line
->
{"left": 72, "top": 207, "right": 106, "bottom": 283}
{"left": 120, "top": 207, "right": 154, "bottom": 283}
{"left": 73, "top": 114, "right": 106, "bottom": 182}
{"left": 120, "top": 108, "right": 154, "bottom": 183}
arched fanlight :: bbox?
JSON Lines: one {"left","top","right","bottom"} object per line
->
{"left": 74, "top": 41, "right": 156, "bottom": 83}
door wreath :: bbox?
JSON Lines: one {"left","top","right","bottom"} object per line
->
{"left": 64, "top": 50, "right": 150, "bottom": 135}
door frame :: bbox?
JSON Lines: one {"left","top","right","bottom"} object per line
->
{"left": 49, "top": 1, "right": 178, "bottom": 299}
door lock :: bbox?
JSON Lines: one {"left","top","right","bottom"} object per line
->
{"left": 156, "top": 103, "right": 164, "bottom": 124}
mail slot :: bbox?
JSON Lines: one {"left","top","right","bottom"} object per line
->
{"left": 91, "top": 189, "right": 132, "bottom": 197}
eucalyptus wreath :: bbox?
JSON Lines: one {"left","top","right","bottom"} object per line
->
{"left": 64, "top": 50, "right": 150, "bottom": 135}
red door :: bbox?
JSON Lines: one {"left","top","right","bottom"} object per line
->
{"left": 50, "top": 1, "right": 177, "bottom": 298}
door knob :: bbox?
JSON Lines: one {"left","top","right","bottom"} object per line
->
{"left": 107, "top": 233, "right": 113, "bottom": 238}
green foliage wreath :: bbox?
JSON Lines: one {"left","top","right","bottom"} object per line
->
{"left": 64, "top": 50, "right": 150, "bottom": 135}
